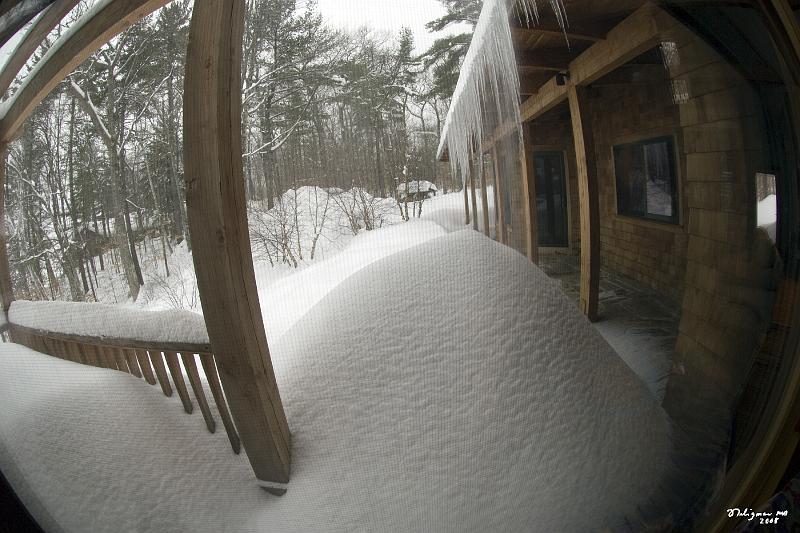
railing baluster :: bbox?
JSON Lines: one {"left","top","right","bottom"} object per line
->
{"left": 164, "top": 351, "right": 193, "bottom": 414}
{"left": 149, "top": 351, "right": 173, "bottom": 397}
{"left": 181, "top": 353, "right": 215, "bottom": 433}
{"left": 43, "top": 337, "right": 62, "bottom": 359}
{"left": 98, "top": 345, "right": 115, "bottom": 370}
{"left": 86, "top": 344, "right": 107, "bottom": 369}
{"left": 8, "top": 324, "right": 234, "bottom": 452}
{"left": 136, "top": 349, "right": 156, "bottom": 385}
{"left": 35, "top": 335, "right": 54, "bottom": 357}
{"left": 200, "top": 353, "right": 241, "bottom": 454}
{"left": 81, "top": 342, "right": 99, "bottom": 367}
{"left": 124, "top": 349, "right": 142, "bottom": 378}
{"left": 65, "top": 340, "right": 85, "bottom": 364}
{"left": 114, "top": 348, "right": 130, "bottom": 374}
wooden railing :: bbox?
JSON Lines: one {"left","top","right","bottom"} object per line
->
{"left": 7, "top": 323, "right": 241, "bottom": 455}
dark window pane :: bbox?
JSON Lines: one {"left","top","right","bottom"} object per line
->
{"left": 614, "top": 144, "right": 647, "bottom": 217}
{"left": 535, "top": 152, "right": 568, "bottom": 247}
{"left": 644, "top": 140, "right": 675, "bottom": 219}
{"left": 615, "top": 137, "right": 678, "bottom": 223}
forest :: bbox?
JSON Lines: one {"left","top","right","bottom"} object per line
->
{"left": 3, "top": 0, "right": 481, "bottom": 305}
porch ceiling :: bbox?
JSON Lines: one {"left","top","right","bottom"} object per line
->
{"left": 511, "top": 0, "right": 648, "bottom": 96}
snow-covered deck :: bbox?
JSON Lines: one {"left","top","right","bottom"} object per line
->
{"left": 539, "top": 254, "right": 680, "bottom": 402}
{"left": 0, "top": 220, "right": 679, "bottom": 532}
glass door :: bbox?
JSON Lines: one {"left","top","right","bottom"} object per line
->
{"left": 534, "top": 151, "right": 569, "bottom": 247}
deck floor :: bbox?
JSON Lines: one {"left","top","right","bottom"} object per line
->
{"left": 539, "top": 253, "right": 680, "bottom": 402}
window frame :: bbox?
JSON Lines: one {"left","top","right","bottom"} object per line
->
{"left": 612, "top": 135, "right": 680, "bottom": 225}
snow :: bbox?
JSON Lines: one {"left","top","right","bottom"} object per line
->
{"left": 262, "top": 220, "right": 447, "bottom": 341}
{"left": 8, "top": 299, "right": 209, "bottom": 345}
{"left": 420, "top": 187, "right": 496, "bottom": 236}
{"left": 757, "top": 193, "right": 777, "bottom": 242}
{"left": 0, "top": 226, "right": 677, "bottom": 533}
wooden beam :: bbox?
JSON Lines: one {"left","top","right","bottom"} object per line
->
{"left": 0, "top": 0, "right": 55, "bottom": 48}
{"left": 511, "top": 22, "right": 606, "bottom": 43}
{"left": 520, "top": 3, "right": 669, "bottom": 123}
{"left": 0, "top": 0, "right": 79, "bottom": 97}
{"left": 479, "top": 161, "right": 491, "bottom": 237}
{"left": 519, "top": 124, "right": 539, "bottom": 264}
{"left": 0, "top": 143, "right": 12, "bottom": 312}
{"left": 184, "top": 0, "right": 290, "bottom": 492}
{"left": 0, "top": 0, "right": 171, "bottom": 142}
{"left": 491, "top": 147, "right": 507, "bottom": 244}
{"left": 469, "top": 157, "right": 479, "bottom": 231}
{"left": 463, "top": 181, "right": 470, "bottom": 226}
{"left": 567, "top": 86, "right": 599, "bottom": 322}
{"left": 517, "top": 50, "right": 572, "bottom": 71}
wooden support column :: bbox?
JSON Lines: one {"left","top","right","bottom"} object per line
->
{"left": 469, "top": 158, "right": 478, "bottom": 231}
{"left": 519, "top": 123, "right": 539, "bottom": 264}
{"left": 479, "top": 157, "right": 491, "bottom": 237}
{"left": 469, "top": 157, "right": 479, "bottom": 231}
{"left": 463, "top": 180, "right": 470, "bottom": 226}
{"left": 0, "top": 142, "right": 13, "bottom": 312}
{"left": 492, "top": 146, "right": 507, "bottom": 244}
{"left": 184, "top": 0, "right": 290, "bottom": 492}
{"left": 567, "top": 85, "right": 600, "bottom": 322}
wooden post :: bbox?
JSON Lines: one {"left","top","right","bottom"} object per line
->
{"left": 469, "top": 157, "right": 479, "bottom": 231}
{"left": 0, "top": 143, "right": 13, "bottom": 313}
{"left": 184, "top": 0, "right": 290, "bottom": 493}
{"left": 463, "top": 180, "right": 470, "bottom": 226}
{"left": 479, "top": 156, "right": 491, "bottom": 237}
{"left": 492, "top": 146, "right": 507, "bottom": 244}
{"left": 567, "top": 86, "right": 600, "bottom": 322}
{"left": 519, "top": 125, "right": 539, "bottom": 264}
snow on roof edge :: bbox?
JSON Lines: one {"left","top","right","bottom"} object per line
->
{"left": 436, "top": 0, "right": 567, "bottom": 176}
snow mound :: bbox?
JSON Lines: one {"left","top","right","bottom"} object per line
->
{"left": 262, "top": 220, "right": 447, "bottom": 341}
{"left": 8, "top": 299, "right": 209, "bottom": 345}
{"left": 271, "top": 229, "right": 673, "bottom": 531}
{"left": 0, "top": 230, "right": 674, "bottom": 532}
{"left": 420, "top": 191, "right": 471, "bottom": 232}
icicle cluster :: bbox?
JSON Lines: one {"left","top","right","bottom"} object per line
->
{"left": 437, "top": 0, "right": 567, "bottom": 185}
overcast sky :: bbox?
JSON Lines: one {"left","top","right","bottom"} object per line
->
{"left": 316, "top": 0, "right": 469, "bottom": 54}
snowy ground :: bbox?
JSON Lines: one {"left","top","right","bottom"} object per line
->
{"left": 0, "top": 225, "right": 676, "bottom": 533}
{"left": 757, "top": 193, "right": 777, "bottom": 242}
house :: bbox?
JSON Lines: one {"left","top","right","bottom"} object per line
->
{"left": 0, "top": 0, "right": 797, "bottom": 530}
{"left": 437, "top": 0, "right": 800, "bottom": 529}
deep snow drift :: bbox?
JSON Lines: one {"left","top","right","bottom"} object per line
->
{"left": 0, "top": 228, "right": 674, "bottom": 533}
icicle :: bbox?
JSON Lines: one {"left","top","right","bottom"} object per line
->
{"left": 437, "top": 0, "right": 567, "bottom": 187}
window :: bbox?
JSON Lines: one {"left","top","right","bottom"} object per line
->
{"left": 756, "top": 172, "right": 777, "bottom": 243}
{"left": 614, "top": 137, "right": 679, "bottom": 223}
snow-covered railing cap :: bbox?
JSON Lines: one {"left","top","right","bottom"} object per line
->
{"left": 8, "top": 300, "right": 210, "bottom": 347}
{"left": 436, "top": 0, "right": 567, "bottom": 181}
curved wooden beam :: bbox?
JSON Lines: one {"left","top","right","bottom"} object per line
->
{"left": 0, "top": 0, "right": 79, "bottom": 97}
{"left": 184, "top": 0, "right": 291, "bottom": 492}
{"left": 0, "top": 0, "right": 55, "bottom": 48}
{"left": 0, "top": 0, "right": 170, "bottom": 142}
